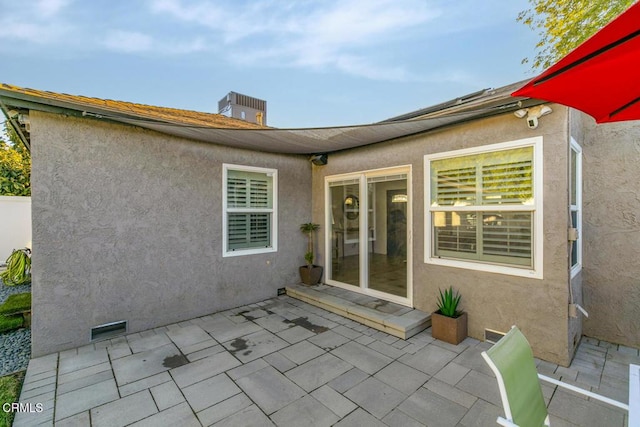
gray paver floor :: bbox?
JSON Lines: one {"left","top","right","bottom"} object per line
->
{"left": 13, "top": 295, "right": 636, "bottom": 426}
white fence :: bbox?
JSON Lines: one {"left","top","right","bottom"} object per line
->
{"left": 0, "top": 196, "right": 32, "bottom": 262}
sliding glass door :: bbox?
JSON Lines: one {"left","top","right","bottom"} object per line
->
{"left": 326, "top": 166, "right": 411, "bottom": 306}
{"left": 328, "top": 178, "right": 361, "bottom": 287}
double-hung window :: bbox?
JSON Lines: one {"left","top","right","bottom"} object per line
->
{"left": 425, "top": 138, "right": 543, "bottom": 278}
{"left": 223, "top": 164, "right": 277, "bottom": 257}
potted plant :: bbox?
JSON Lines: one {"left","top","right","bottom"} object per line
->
{"left": 299, "top": 222, "right": 323, "bottom": 285}
{"left": 431, "top": 286, "right": 467, "bottom": 345}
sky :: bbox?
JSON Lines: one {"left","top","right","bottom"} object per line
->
{"left": 0, "top": 0, "right": 541, "bottom": 128}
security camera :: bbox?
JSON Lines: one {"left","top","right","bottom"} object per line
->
{"left": 310, "top": 154, "right": 328, "bottom": 166}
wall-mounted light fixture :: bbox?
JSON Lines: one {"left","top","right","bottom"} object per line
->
{"left": 514, "top": 105, "right": 553, "bottom": 129}
{"left": 391, "top": 194, "right": 408, "bottom": 203}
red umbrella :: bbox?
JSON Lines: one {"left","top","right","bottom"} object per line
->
{"left": 512, "top": 3, "right": 640, "bottom": 123}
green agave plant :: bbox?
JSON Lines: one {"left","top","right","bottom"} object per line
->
{"left": 436, "top": 286, "right": 462, "bottom": 318}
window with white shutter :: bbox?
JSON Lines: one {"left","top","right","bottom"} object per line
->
{"left": 424, "top": 138, "right": 543, "bottom": 279}
{"left": 223, "top": 164, "right": 277, "bottom": 256}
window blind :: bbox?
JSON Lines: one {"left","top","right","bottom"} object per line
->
{"left": 228, "top": 213, "right": 271, "bottom": 250}
{"left": 227, "top": 170, "right": 273, "bottom": 209}
{"left": 482, "top": 160, "right": 532, "bottom": 205}
{"left": 431, "top": 146, "right": 534, "bottom": 268}
{"left": 226, "top": 169, "right": 274, "bottom": 251}
{"left": 482, "top": 212, "right": 532, "bottom": 264}
{"left": 435, "top": 167, "right": 476, "bottom": 206}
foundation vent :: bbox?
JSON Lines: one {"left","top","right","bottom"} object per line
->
{"left": 484, "top": 328, "right": 506, "bottom": 344}
{"left": 91, "top": 320, "right": 127, "bottom": 341}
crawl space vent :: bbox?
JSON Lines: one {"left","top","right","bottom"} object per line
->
{"left": 484, "top": 328, "right": 506, "bottom": 344}
{"left": 91, "top": 321, "right": 127, "bottom": 341}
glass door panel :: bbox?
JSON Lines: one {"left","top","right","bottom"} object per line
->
{"left": 326, "top": 168, "right": 411, "bottom": 306}
{"left": 367, "top": 175, "right": 408, "bottom": 297}
{"left": 329, "top": 179, "right": 360, "bottom": 287}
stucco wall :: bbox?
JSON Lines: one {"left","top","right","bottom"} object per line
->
{"left": 313, "top": 107, "right": 575, "bottom": 365}
{"left": 567, "top": 109, "right": 585, "bottom": 357}
{"left": 0, "top": 196, "right": 31, "bottom": 260}
{"left": 580, "top": 114, "right": 640, "bottom": 348}
{"left": 30, "top": 111, "right": 310, "bottom": 356}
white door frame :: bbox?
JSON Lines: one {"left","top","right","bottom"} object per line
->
{"left": 324, "top": 165, "right": 413, "bottom": 307}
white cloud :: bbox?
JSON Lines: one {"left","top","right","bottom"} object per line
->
{"left": 103, "top": 30, "right": 207, "bottom": 55}
{"left": 35, "top": 0, "right": 72, "bottom": 18}
{"left": 0, "top": 22, "right": 59, "bottom": 44}
{"left": 0, "top": 0, "right": 72, "bottom": 43}
{"left": 150, "top": 0, "right": 225, "bottom": 24}
{"left": 0, "top": 0, "right": 485, "bottom": 84}
{"left": 149, "top": 0, "right": 440, "bottom": 81}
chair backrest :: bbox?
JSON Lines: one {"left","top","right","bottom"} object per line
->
{"left": 481, "top": 326, "right": 548, "bottom": 427}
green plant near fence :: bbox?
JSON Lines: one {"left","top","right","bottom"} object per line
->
{"left": 0, "top": 126, "right": 31, "bottom": 196}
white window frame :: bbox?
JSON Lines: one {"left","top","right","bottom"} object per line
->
{"left": 570, "top": 138, "right": 582, "bottom": 278}
{"left": 222, "top": 163, "right": 278, "bottom": 257}
{"left": 424, "top": 137, "right": 544, "bottom": 279}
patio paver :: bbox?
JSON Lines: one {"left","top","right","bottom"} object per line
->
{"left": 55, "top": 379, "right": 119, "bottom": 421}
{"left": 285, "top": 353, "right": 353, "bottom": 392}
{"left": 344, "top": 377, "right": 407, "bottom": 419}
{"left": 111, "top": 343, "right": 180, "bottom": 386}
{"left": 12, "top": 291, "right": 634, "bottom": 426}
{"left": 236, "top": 366, "right": 305, "bottom": 414}
{"left": 130, "top": 402, "right": 200, "bottom": 427}
{"left": 270, "top": 395, "right": 339, "bottom": 427}
{"left": 89, "top": 389, "right": 157, "bottom": 427}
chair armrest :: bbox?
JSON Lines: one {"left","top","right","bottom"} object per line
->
{"left": 629, "top": 364, "right": 639, "bottom": 427}
{"left": 538, "top": 374, "right": 629, "bottom": 411}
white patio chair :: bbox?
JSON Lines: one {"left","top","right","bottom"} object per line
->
{"left": 481, "top": 326, "right": 629, "bottom": 427}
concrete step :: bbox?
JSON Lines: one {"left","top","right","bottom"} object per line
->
{"left": 285, "top": 283, "right": 430, "bottom": 340}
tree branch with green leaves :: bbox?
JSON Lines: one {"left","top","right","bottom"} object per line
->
{"left": 518, "top": 0, "right": 636, "bottom": 70}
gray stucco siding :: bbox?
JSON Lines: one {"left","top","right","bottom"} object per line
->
{"left": 29, "top": 111, "right": 310, "bottom": 356}
{"left": 312, "top": 107, "right": 574, "bottom": 365}
{"left": 579, "top": 113, "right": 640, "bottom": 349}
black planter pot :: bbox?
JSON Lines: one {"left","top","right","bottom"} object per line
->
{"left": 299, "top": 265, "right": 323, "bottom": 285}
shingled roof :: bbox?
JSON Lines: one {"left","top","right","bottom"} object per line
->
{"left": 0, "top": 83, "right": 264, "bottom": 129}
